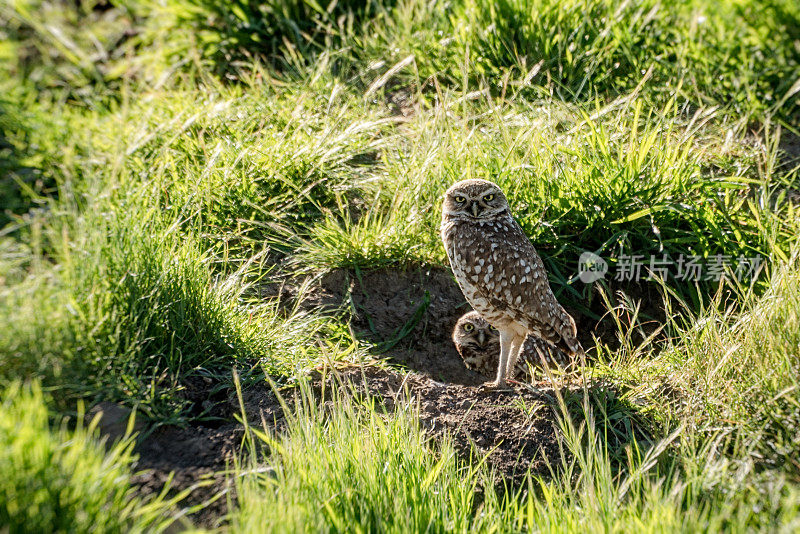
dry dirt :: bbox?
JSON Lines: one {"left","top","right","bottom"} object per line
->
{"left": 116, "top": 267, "right": 655, "bottom": 529}
{"left": 780, "top": 131, "right": 800, "bottom": 203}
{"left": 127, "top": 366, "right": 579, "bottom": 530}
{"left": 780, "top": 130, "right": 800, "bottom": 169}
{"left": 317, "top": 366, "right": 567, "bottom": 484}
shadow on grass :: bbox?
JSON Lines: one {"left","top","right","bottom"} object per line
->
{"left": 0, "top": 101, "right": 55, "bottom": 232}
{"left": 173, "top": 0, "right": 395, "bottom": 76}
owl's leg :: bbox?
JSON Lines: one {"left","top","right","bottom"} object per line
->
{"left": 505, "top": 334, "right": 526, "bottom": 379}
{"left": 482, "top": 329, "right": 514, "bottom": 390}
{"left": 494, "top": 330, "right": 513, "bottom": 385}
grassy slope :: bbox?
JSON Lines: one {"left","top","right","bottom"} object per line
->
{"left": 1, "top": 0, "right": 799, "bottom": 531}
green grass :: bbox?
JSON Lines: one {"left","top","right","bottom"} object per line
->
{"left": 450, "top": 0, "right": 800, "bottom": 117}
{"left": 1, "top": 0, "right": 800, "bottom": 530}
{"left": 290, "top": 95, "right": 797, "bottom": 319}
{"left": 612, "top": 251, "right": 800, "bottom": 478}
{"left": 233, "top": 381, "right": 507, "bottom": 533}
{"left": 232, "top": 366, "right": 800, "bottom": 532}
{"left": 0, "top": 380, "right": 181, "bottom": 533}
{"left": 124, "top": 0, "right": 800, "bottom": 120}
{"left": 0, "top": 208, "right": 362, "bottom": 420}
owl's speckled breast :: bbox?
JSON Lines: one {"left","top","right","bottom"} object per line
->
{"left": 443, "top": 217, "right": 519, "bottom": 330}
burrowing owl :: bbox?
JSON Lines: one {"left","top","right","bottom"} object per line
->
{"left": 441, "top": 179, "right": 583, "bottom": 389}
{"left": 453, "top": 311, "right": 571, "bottom": 379}
{"left": 452, "top": 311, "right": 501, "bottom": 377}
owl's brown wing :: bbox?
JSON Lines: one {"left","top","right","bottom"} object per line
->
{"left": 470, "top": 218, "right": 583, "bottom": 357}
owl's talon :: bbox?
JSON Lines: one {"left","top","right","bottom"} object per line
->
{"left": 478, "top": 380, "right": 513, "bottom": 392}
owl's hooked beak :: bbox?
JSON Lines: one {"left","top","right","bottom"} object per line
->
{"left": 477, "top": 330, "right": 486, "bottom": 347}
{"left": 471, "top": 202, "right": 480, "bottom": 217}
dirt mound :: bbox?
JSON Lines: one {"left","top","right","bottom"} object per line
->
{"left": 132, "top": 424, "right": 241, "bottom": 529}
{"left": 128, "top": 387, "right": 285, "bottom": 529}
{"left": 125, "top": 364, "right": 654, "bottom": 528}
{"left": 86, "top": 401, "right": 245, "bottom": 528}
{"left": 321, "top": 268, "right": 484, "bottom": 384}
{"left": 780, "top": 131, "right": 800, "bottom": 169}
{"left": 318, "top": 366, "right": 567, "bottom": 483}
{"left": 125, "top": 267, "right": 654, "bottom": 528}
{"left": 125, "top": 365, "right": 569, "bottom": 528}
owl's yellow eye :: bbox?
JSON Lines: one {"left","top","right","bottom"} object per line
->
{"left": 489, "top": 325, "right": 498, "bottom": 332}
{"left": 454, "top": 195, "right": 466, "bottom": 204}
{"left": 483, "top": 193, "right": 495, "bottom": 202}
{"left": 463, "top": 323, "right": 474, "bottom": 332}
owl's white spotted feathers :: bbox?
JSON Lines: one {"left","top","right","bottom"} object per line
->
{"left": 441, "top": 179, "right": 583, "bottom": 388}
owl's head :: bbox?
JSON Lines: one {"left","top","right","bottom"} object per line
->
{"left": 452, "top": 311, "right": 500, "bottom": 374}
{"left": 442, "top": 179, "right": 509, "bottom": 221}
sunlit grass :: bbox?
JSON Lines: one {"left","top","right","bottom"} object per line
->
{"left": 0, "top": 206, "right": 365, "bottom": 420}
{"left": 232, "top": 339, "right": 800, "bottom": 532}
{"left": 623, "top": 250, "right": 800, "bottom": 478}
{"left": 1, "top": 0, "right": 799, "bottom": 529}
{"left": 0, "top": 380, "right": 183, "bottom": 533}
{"left": 295, "top": 95, "right": 795, "bottom": 311}
{"left": 233, "top": 380, "right": 508, "bottom": 533}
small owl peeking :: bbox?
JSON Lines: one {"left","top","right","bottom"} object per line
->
{"left": 453, "top": 311, "right": 572, "bottom": 380}
{"left": 441, "top": 179, "right": 583, "bottom": 389}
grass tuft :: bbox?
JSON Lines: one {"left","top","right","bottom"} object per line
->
{"left": 0, "top": 380, "right": 179, "bottom": 533}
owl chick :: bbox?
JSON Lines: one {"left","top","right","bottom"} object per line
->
{"left": 453, "top": 311, "right": 571, "bottom": 380}
{"left": 441, "top": 179, "right": 583, "bottom": 389}
{"left": 452, "top": 311, "right": 501, "bottom": 377}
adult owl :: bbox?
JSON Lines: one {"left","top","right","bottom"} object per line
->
{"left": 441, "top": 179, "right": 583, "bottom": 389}
{"left": 453, "top": 311, "right": 572, "bottom": 380}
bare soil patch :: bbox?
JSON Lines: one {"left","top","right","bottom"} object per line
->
{"left": 779, "top": 131, "right": 800, "bottom": 203}
{"left": 316, "top": 366, "right": 567, "bottom": 484}
{"left": 269, "top": 267, "right": 599, "bottom": 383}
{"left": 132, "top": 424, "right": 242, "bottom": 529}
{"left": 123, "top": 364, "right": 649, "bottom": 528}
{"left": 780, "top": 130, "right": 800, "bottom": 169}
{"left": 119, "top": 267, "right": 659, "bottom": 528}
{"left": 129, "top": 364, "right": 570, "bottom": 522}
{"left": 130, "top": 384, "right": 286, "bottom": 529}
{"left": 123, "top": 365, "right": 567, "bottom": 528}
